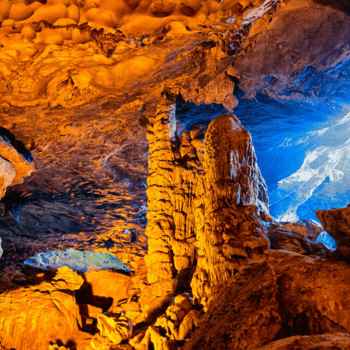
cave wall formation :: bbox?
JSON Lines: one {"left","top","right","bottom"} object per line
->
{"left": 1, "top": 0, "right": 350, "bottom": 349}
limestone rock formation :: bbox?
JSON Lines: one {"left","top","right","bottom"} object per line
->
{"left": 130, "top": 292, "right": 201, "bottom": 349}
{"left": 0, "top": 155, "right": 15, "bottom": 200}
{"left": 268, "top": 228, "right": 329, "bottom": 255}
{"left": 1, "top": 0, "right": 350, "bottom": 349}
{"left": 183, "top": 263, "right": 282, "bottom": 350}
{"left": 268, "top": 220, "right": 323, "bottom": 241}
{"left": 145, "top": 97, "right": 269, "bottom": 307}
{"left": 191, "top": 114, "right": 270, "bottom": 307}
{"left": 258, "top": 333, "right": 350, "bottom": 350}
{"left": 0, "top": 266, "right": 84, "bottom": 350}
{"left": 316, "top": 206, "right": 350, "bottom": 257}
{"left": 90, "top": 310, "right": 133, "bottom": 348}
{"left": 0, "top": 133, "right": 34, "bottom": 200}
{"left": 269, "top": 250, "right": 350, "bottom": 336}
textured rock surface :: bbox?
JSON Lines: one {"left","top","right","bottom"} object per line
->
{"left": 0, "top": 133, "right": 34, "bottom": 200}
{"left": 0, "top": 155, "right": 15, "bottom": 200}
{"left": 268, "top": 228, "right": 329, "bottom": 255}
{"left": 0, "top": 0, "right": 350, "bottom": 349}
{"left": 0, "top": 266, "right": 84, "bottom": 350}
{"left": 191, "top": 114, "right": 270, "bottom": 307}
{"left": 183, "top": 263, "right": 281, "bottom": 350}
{"left": 269, "top": 250, "right": 350, "bottom": 336}
{"left": 268, "top": 220, "right": 323, "bottom": 241}
{"left": 145, "top": 106, "right": 269, "bottom": 306}
{"left": 83, "top": 270, "right": 132, "bottom": 310}
{"left": 258, "top": 333, "right": 350, "bottom": 350}
{"left": 316, "top": 206, "right": 350, "bottom": 257}
{"left": 90, "top": 310, "right": 133, "bottom": 346}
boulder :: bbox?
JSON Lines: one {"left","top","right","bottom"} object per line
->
{"left": 0, "top": 267, "right": 84, "bottom": 350}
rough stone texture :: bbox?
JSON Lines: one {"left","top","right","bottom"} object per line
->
{"left": 234, "top": 0, "right": 350, "bottom": 101}
{"left": 268, "top": 220, "right": 323, "bottom": 241}
{"left": 269, "top": 250, "right": 350, "bottom": 336}
{"left": 131, "top": 292, "right": 200, "bottom": 349}
{"left": 258, "top": 333, "right": 350, "bottom": 350}
{"left": 316, "top": 206, "right": 350, "bottom": 257}
{"left": 0, "top": 132, "right": 34, "bottom": 202}
{"left": 268, "top": 228, "right": 329, "bottom": 255}
{"left": 83, "top": 270, "right": 132, "bottom": 310}
{"left": 145, "top": 105, "right": 269, "bottom": 307}
{"left": 90, "top": 310, "right": 133, "bottom": 347}
{"left": 144, "top": 93, "right": 206, "bottom": 300}
{"left": 191, "top": 114, "right": 270, "bottom": 307}
{"left": 0, "top": 155, "right": 15, "bottom": 200}
{"left": 0, "top": 266, "right": 84, "bottom": 350}
{"left": 183, "top": 263, "right": 282, "bottom": 350}
{"left": 0, "top": 135, "right": 34, "bottom": 188}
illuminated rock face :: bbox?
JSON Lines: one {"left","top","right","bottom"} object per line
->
{"left": 144, "top": 92, "right": 205, "bottom": 297}
{"left": 145, "top": 96, "right": 269, "bottom": 306}
{"left": 0, "top": 267, "right": 84, "bottom": 350}
{"left": 191, "top": 114, "right": 269, "bottom": 307}
{"left": 184, "top": 263, "right": 282, "bottom": 350}
{"left": 268, "top": 250, "right": 350, "bottom": 337}
{"left": 0, "top": 133, "right": 34, "bottom": 200}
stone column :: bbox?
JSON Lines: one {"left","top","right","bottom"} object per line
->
{"left": 191, "top": 114, "right": 270, "bottom": 308}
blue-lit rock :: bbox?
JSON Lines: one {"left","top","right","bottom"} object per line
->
{"left": 315, "top": 231, "right": 337, "bottom": 251}
{"left": 23, "top": 248, "right": 132, "bottom": 272}
{"left": 269, "top": 110, "right": 350, "bottom": 222}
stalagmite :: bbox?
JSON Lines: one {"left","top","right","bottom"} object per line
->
{"left": 191, "top": 114, "right": 270, "bottom": 307}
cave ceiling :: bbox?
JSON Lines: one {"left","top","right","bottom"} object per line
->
{"left": 0, "top": 0, "right": 350, "bottom": 281}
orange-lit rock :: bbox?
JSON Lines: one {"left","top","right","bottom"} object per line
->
{"left": 90, "top": 310, "right": 133, "bottom": 347}
{"left": 269, "top": 250, "right": 350, "bottom": 336}
{"left": 183, "top": 263, "right": 281, "bottom": 350}
{"left": 0, "top": 154, "right": 15, "bottom": 200}
{"left": 0, "top": 0, "right": 350, "bottom": 349}
{"left": 83, "top": 269, "right": 132, "bottom": 310}
{"left": 0, "top": 266, "right": 84, "bottom": 350}
{"left": 145, "top": 107, "right": 268, "bottom": 306}
{"left": 258, "top": 333, "right": 350, "bottom": 350}
{"left": 191, "top": 114, "right": 269, "bottom": 307}
{"left": 0, "top": 133, "right": 34, "bottom": 200}
{"left": 268, "top": 219, "right": 323, "bottom": 241}
{"left": 316, "top": 206, "right": 350, "bottom": 257}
